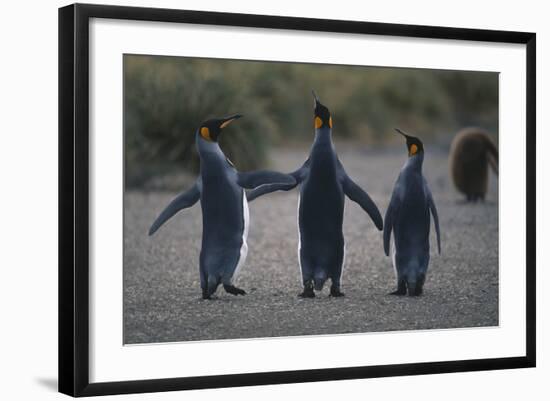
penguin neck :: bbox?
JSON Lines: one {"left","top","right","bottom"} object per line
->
{"left": 404, "top": 152, "right": 424, "bottom": 172}
{"left": 196, "top": 134, "right": 226, "bottom": 167}
{"left": 311, "top": 127, "right": 334, "bottom": 152}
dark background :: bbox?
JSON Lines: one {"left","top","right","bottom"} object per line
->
{"left": 124, "top": 54, "right": 498, "bottom": 189}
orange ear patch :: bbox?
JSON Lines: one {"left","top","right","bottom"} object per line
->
{"left": 314, "top": 116, "right": 323, "bottom": 129}
{"left": 328, "top": 116, "right": 333, "bottom": 128}
{"left": 200, "top": 127, "right": 212, "bottom": 141}
{"left": 410, "top": 144, "right": 418, "bottom": 156}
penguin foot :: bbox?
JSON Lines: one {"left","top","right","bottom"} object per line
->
{"left": 298, "top": 288, "right": 315, "bottom": 298}
{"left": 202, "top": 289, "right": 218, "bottom": 300}
{"left": 223, "top": 284, "right": 246, "bottom": 296}
{"left": 407, "top": 288, "right": 423, "bottom": 296}
{"left": 329, "top": 287, "right": 345, "bottom": 297}
{"left": 389, "top": 280, "right": 407, "bottom": 296}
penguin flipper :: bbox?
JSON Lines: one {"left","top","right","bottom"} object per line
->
{"left": 148, "top": 181, "right": 201, "bottom": 236}
{"left": 246, "top": 181, "right": 297, "bottom": 201}
{"left": 245, "top": 159, "right": 310, "bottom": 201}
{"left": 426, "top": 185, "right": 441, "bottom": 254}
{"left": 383, "top": 191, "right": 401, "bottom": 257}
{"left": 237, "top": 170, "right": 296, "bottom": 190}
{"left": 342, "top": 175, "right": 383, "bottom": 230}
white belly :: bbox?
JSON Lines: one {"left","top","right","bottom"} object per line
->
{"left": 231, "top": 191, "right": 249, "bottom": 284}
{"left": 297, "top": 195, "right": 302, "bottom": 283}
{"left": 392, "top": 238, "right": 397, "bottom": 278}
{"left": 340, "top": 200, "right": 347, "bottom": 283}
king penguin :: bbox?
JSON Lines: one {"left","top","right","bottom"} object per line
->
{"left": 248, "top": 92, "right": 383, "bottom": 297}
{"left": 148, "top": 115, "right": 296, "bottom": 299}
{"left": 384, "top": 129, "right": 441, "bottom": 296}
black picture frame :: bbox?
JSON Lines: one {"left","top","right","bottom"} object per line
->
{"left": 59, "top": 3, "right": 536, "bottom": 397}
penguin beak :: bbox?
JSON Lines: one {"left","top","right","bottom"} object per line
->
{"left": 219, "top": 114, "right": 243, "bottom": 129}
{"left": 312, "top": 90, "right": 320, "bottom": 107}
{"left": 394, "top": 128, "right": 411, "bottom": 139}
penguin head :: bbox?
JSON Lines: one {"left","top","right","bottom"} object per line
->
{"left": 395, "top": 128, "right": 424, "bottom": 157}
{"left": 198, "top": 114, "right": 243, "bottom": 142}
{"left": 312, "top": 90, "right": 332, "bottom": 130}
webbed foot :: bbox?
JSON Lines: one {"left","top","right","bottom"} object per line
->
{"left": 330, "top": 286, "right": 345, "bottom": 297}
{"left": 223, "top": 284, "right": 246, "bottom": 296}
{"left": 298, "top": 286, "right": 315, "bottom": 298}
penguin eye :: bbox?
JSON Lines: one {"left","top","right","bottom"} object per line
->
{"left": 328, "top": 116, "right": 333, "bottom": 128}
{"left": 200, "top": 127, "right": 212, "bottom": 142}
{"left": 410, "top": 144, "right": 418, "bottom": 155}
{"left": 314, "top": 116, "right": 323, "bottom": 129}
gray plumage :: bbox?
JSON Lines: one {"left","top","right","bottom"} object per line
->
{"left": 248, "top": 93, "right": 383, "bottom": 297}
{"left": 149, "top": 115, "right": 295, "bottom": 299}
{"left": 384, "top": 129, "right": 441, "bottom": 296}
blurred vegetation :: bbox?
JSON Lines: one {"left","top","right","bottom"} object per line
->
{"left": 124, "top": 55, "right": 498, "bottom": 188}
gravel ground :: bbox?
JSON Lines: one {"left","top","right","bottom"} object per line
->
{"left": 124, "top": 145, "right": 499, "bottom": 344}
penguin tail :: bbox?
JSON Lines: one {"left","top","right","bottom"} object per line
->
{"left": 313, "top": 272, "right": 327, "bottom": 291}
{"left": 406, "top": 281, "right": 422, "bottom": 296}
{"left": 313, "top": 280, "right": 325, "bottom": 291}
{"left": 407, "top": 272, "right": 426, "bottom": 296}
{"left": 207, "top": 275, "right": 221, "bottom": 297}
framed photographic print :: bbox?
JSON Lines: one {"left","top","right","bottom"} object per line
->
{"left": 58, "top": 3, "right": 536, "bottom": 397}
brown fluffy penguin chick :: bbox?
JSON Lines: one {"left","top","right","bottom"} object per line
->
{"left": 449, "top": 127, "right": 498, "bottom": 202}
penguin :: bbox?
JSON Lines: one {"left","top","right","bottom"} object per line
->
{"left": 148, "top": 114, "right": 296, "bottom": 299}
{"left": 247, "top": 92, "right": 383, "bottom": 297}
{"left": 449, "top": 127, "right": 498, "bottom": 202}
{"left": 384, "top": 128, "right": 441, "bottom": 296}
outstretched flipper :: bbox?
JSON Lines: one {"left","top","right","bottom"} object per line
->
{"left": 383, "top": 186, "right": 401, "bottom": 257}
{"left": 341, "top": 174, "right": 383, "bottom": 230}
{"left": 425, "top": 182, "right": 441, "bottom": 254}
{"left": 247, "top": 159, "right": 310, "bottom": 201}
{"left": 149, "top": 181, "right": 201, "bottom": 236}
{"left": 237, "top": 170, "right": 295, "bottom": 190}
